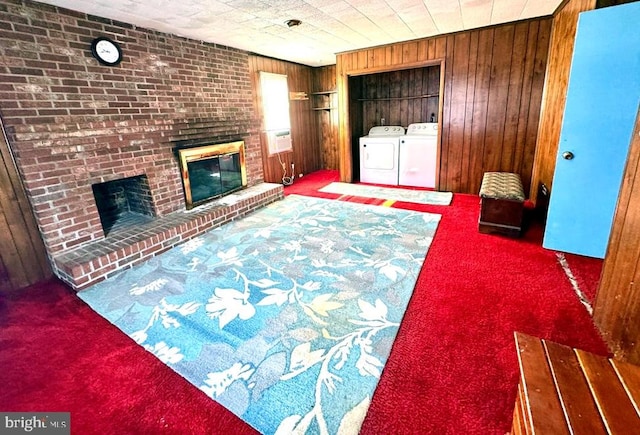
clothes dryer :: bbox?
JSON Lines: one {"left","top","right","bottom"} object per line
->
{"left": 359, "top": 126, "right": 405, "bottom": 185}
{"left": 399, "top": 122, "right": 438, "bottom": 188}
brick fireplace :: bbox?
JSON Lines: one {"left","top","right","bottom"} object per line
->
{"left": 0, "top": 0, "right": 284, "bottom": 290}
{"left": 8, "top": 114, "right": 285, "bottom": 290}
{"left": 92, "top": 174, "right": 156, "bottom": 236}
{"left": 9, "top": 115, "right": 284, "bottom": 290}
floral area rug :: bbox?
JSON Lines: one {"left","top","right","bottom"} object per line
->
{"left": 319, "top": 182, "right": 453, "bottom": 205}
{"left": 78, "top": 194, "right": 441, "bottom": 434}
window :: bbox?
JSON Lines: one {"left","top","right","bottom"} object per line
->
{"left": 259, "top": 71, "right": 292, "bottom": 154}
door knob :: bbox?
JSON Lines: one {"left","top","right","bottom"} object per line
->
{"left": 562, "top": 151, "right": 574, "bottom": 160}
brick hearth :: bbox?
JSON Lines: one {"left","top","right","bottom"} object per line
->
{"left": 54, "top": 183, "right": 283, "bottom": 290}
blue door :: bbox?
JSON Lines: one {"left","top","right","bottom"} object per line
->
{"left": 543, "top": 3, "right": 640, "bottom": 259}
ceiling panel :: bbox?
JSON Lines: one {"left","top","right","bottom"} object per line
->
{"left": 36, "top": 0, "right": 562, "bottom": 66}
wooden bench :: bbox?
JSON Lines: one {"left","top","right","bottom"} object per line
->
{"left": 512, "top": 332, "right": 640, "bottom": 434}
{"left": 478, "top": 172, "right": 525, "bottom": 237}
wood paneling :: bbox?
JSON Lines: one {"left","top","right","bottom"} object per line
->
{"left": 248, "top": 55, "right": 321, "bottom": 183}
{"left": 594, "top": 107, "right": 640, "bottom": 363}
{"left": 350, "top": 66, "right": 440, "bottom": 133}
{"left": 312, "top": 65, "right": 339, "bottom": 170}
{"left": 0, "top": 115, "right": 51, "bottom": 292}
{"left": 337, "top": 18, "right": 552, "bottom": 195}
{"left": 345, "top": 66, "right": 441, "bottom": 181}
{"left": 530, "top": 0, "right": 597, "bottom": 203}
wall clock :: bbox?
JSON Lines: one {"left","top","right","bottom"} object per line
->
{"left": 90, "top": 37, "right": 123, "bottom": 66}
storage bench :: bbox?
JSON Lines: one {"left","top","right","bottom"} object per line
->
{"left": 512, "top": 332, "right": 640, "bottom": 434}
{"left": 478, "top": 172, "right": 525, "bottom": 237}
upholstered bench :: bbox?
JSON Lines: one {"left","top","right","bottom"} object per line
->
{"left": 478, "top": 172, "right": 525, "bottom": 237}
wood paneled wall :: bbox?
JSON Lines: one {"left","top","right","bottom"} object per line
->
{"left": 248, "top": 55, "right": 321, "bottom": 183}
{"left": 336, "top": 18, "right": 552, "bottom": 195}
{"left": 0, "top": 116, "right": 51, "bottom": 291}
{"left": 312, "top": 65, "right": 339, "bottom": 170}
{"left": 594, "top": 107, "right": 640, "bottom": 363}
{"left": 530, "top": 0, "right": 596, "bottom": 203}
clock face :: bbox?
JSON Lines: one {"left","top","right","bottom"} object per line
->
{"left": 91, "top": 37, "right": 122, "bottom": 66}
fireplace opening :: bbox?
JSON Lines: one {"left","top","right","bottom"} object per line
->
{"left": 92, "top": 175, "right": 157, "bottom": 236}
{"left": 178, "top": 140, "right": 247, "bottom": 209}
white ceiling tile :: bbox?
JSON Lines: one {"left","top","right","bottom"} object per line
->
{"left": 459, "top": 0, "right": 492, "bottom": 30}
{"left": 520, "top": 0, "right": 561, "bottom": 19}
{"left": 491, "top": 0, "right": 527, "bottom": 24}
{"left": 35, "top": 0, "right": 563, "bottom": 66}
{"left": 317, "top": 1, "right": 352, "bottom": 14}
{"left": 423, "top": 0, "right": 464, "bottom": 34}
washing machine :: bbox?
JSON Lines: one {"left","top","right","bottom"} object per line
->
{"left": 359, "top": 125, "right": 405, "bottom": 185}
{"left": 399, "top": 122, "right": 438, "bottom": 188}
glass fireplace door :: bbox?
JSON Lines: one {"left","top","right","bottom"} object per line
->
{"left": 187, "top": 156, "right": 223, "bottom": 204}
{"left": 219, "top": 153, "right": 242, "bottom": 193}
{"left": 178, "top": 140, "right": 247, "bottom": 209}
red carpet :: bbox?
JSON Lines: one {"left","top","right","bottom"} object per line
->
{"left": 562, "top": 253, "right": 603, "bottom": 303}
{"left": 0, "top": 170, "right": 607, "bottom": 434}
{"left": 0, "top": 280, "right": 257, "bottom": 435}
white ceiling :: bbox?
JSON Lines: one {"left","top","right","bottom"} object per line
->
{"left": 38, "top": 0, "right": 563, "bottom": 67}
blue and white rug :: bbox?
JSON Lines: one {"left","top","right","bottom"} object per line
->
{"left": 319, "top": 182, "right": 453, "bottom": 205}
{"left": 79, "top": 194, "right": 441, "bottom": 434}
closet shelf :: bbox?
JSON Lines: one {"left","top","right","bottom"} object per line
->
{"left": 312, "top": 90, "right": 337, "bottom": 111}
{"left": 357, "top": 93, "right": 439, "bottom": 102}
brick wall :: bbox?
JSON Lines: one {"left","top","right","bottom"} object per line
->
{"left": 0, "top": 0, "right": 265, "bottom": 257}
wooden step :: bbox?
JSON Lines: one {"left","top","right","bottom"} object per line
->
{"left": 512, "top": 332, "right": 640, "bottom": 433}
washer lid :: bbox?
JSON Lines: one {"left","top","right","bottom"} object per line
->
{"left": 368, "top": 126, "right": 405, "bottom": 136}
{"left": 406, "top": 123, "right": 438, "bottom": 136}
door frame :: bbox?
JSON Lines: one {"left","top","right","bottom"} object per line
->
{"left": 337, "top": 58, "right": 445, "bottom": 187}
